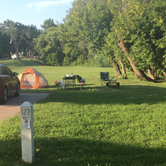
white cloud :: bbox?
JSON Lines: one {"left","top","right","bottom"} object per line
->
{"left": 27, "top": 0, "right": 74, "bottom": 10}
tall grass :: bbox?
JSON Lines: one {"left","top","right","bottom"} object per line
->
{"left": 0, "top": 58, "right": 166, "bottom": 166}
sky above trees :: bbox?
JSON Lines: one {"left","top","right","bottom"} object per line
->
{"left": 0, "top": 0, "right": 74, "bottom": 29}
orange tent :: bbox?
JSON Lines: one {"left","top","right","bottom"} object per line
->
{"left": 20, "top": 68, "right": 49, "bottom": 89}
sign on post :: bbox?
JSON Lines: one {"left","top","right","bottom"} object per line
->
{"left": 20, "top": 101, "right": 34, "bottom": 163}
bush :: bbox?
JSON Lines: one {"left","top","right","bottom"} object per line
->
{"left": 89, "top": 54, "right": 113, "bottom": 67}
{"left": 46, "top": 52, "right": 59, "bottom": 66}
{"left": 62, "top": 56, "right": 71, "bottom": 66}
{"left": 76, "top": 55, "right": 86, "bottom": 66}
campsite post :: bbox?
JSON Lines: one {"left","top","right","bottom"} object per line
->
{"left": 20, "top": 101, "right": 34, "bottom": 163}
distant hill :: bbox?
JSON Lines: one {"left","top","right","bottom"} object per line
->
{"left": 0, "top": 57, "right": 46, "bottom": 67}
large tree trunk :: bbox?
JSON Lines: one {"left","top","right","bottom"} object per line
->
{"left": 161, "top": 68, "right": 166, "bottom": 77}
{"left": 119, "top": 58, "right": 127, "bottom": 79}
{"left": 110, "top": 57, "right": 121, "bottom": 77}
{"left": 163, "top": 71, "right": 166, "bottom": 77}
{"left": 163, "top": 72, "right": 166, "bottom": 77}
{"left": 148, "top": 69, "right": 155, "bottom": 80}
{"left": 117, "top": 34, "right": 153, "bottom": 81}
{"left": 148, "top": 66, "right": 156, "bottom": 80}
{"left": 127, "top": 57, "right": 153, "bottom": 81}
{"left": 13, "top": 40, "right": 22, "bottom": 58}
{"left": 13, "top": 42, "right": 19, "bottom": 58}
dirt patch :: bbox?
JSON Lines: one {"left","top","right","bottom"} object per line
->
{"left": 0, "top": 93, "right": 50, "bottom": 121}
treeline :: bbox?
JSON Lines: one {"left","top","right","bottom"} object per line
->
{"left": 0, "top": 20, "right": 41, "bottom": 59}
{"left": 0, "top": 0, "right": 166, "bottom": 81}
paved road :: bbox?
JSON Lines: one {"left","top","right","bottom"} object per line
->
{"left": 0, "top": 93, "right": 50, "bottom": 121}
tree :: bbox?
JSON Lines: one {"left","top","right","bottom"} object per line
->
{"left": 34, "top": 26, "right": 65, "bottom": 66}
{"left": 41, "top": 19, "right": 57, "bottom": 31}
{"left": 0, "top": 20, "right": 24, "bottom": 57}
{"left": 0, "top": 20, "right": 40, "bottom": 58}
{"left": 23, "top": 25, "right": 41, "bottom": 57}
{"left": 0, "top": 31, "right": 11, "bottom": 58}
{"left": 104, "top": 31, "right": 127, "bottom": 78}
{"left": 58, "top": 0, "right": 112, "bottom": 65}
{"left": 107, "top": 0, "right": 166, "bottom": 81}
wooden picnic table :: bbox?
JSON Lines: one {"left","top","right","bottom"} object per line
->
{"left": 63, "top": 75, "right": 76, "bottom": 88}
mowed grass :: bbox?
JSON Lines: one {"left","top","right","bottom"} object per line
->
{"left": 1, "top": 59, "right": 166, "bottom": 166}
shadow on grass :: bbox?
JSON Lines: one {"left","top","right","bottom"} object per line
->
{"left": 0, "top": 137, "right": 166, "bottom": 166}
{"left": 1, "top": 84, "right": 166, "bottom": 106}
{"left": 39, "top": 84, "right": 166, "bottom": 105}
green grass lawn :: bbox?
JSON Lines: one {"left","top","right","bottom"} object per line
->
{"left": 1, "top": 58, "right": 166, "bottom": 166}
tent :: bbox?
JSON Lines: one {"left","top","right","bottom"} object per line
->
{"left": 19, "top": 68, "right": 49, "bottom": 89}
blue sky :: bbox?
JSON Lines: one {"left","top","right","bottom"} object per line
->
{"left": 0, "top": 0, "right": 74, "bottom": 29}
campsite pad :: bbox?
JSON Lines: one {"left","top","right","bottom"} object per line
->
{"left": 0, "top": 93, "right": 50, "bottom": 121}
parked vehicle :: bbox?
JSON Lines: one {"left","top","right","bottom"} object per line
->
{"left": 0, "top": 64, "right": 20, "bottom": 103}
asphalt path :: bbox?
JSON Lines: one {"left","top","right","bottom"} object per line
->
{"left": 0, "top": 93, "right": 50, "bottom": 121}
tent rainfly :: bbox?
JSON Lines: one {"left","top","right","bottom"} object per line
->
{"left": 19, "top": 68, "right": 49, "bottom": 89}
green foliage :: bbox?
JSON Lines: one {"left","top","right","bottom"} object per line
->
{"left": 41, "top": 18, "right": 57, "bottom": 31}
{"left": 76, "top": 55, "right": 86, "bottom": 66}
{"left": 107, "top": 0, "right": 166, "bottom": 76}
{"left": 104, "top": 31, "right": 125, "bottom": 60}
{"left": 69, "top": 55, "right": 88, "bottom": 66}
{"left": 89, "top": 52, "right": 113, "bottom": 67}
{"left": 34, "top": 33, "right": 47, "bottom": 57}
{"left": 58, "top": 0, "right": 112, "bottom": 65}
{"left": 34, "top": 27, "right": 65, "bottom": 65}
{"left": 46, "top": 52, "right": 59, "bottom": 66}
{"left": 0, "top": 32, "right": 11, "bottom": 58}
{"left": 62, "top": 56, "right": 71, "bottom": 66}
{"left": 0, "top": 20, "right": 40, "bottom": 58}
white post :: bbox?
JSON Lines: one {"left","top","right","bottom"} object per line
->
{"left": 20, "top": 101, "right": 34, "bottom": 163}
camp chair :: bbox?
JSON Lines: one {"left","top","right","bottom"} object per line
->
{"left": 100, "top": 72, "right": 114, "bottom": 84}
{"left": 100, "top": 72, "right": 120, "bottom": 87}
{"left": 76, "top": 75, "right": 85, "bottom": 90}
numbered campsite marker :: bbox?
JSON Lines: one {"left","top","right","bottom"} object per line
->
{"left": 20, "top": 101, "right": 34, "bottom": 163}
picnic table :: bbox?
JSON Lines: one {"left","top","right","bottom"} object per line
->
{"left": 63, "top": 75, "right": 76, "bottom": 88}
{"left": 62, "top": 74, "right": 85, "bottom": 89}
